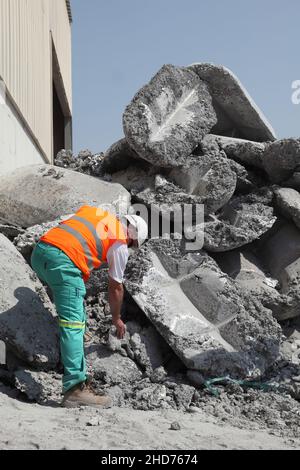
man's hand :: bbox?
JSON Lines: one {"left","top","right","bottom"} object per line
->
{"left": 108, "top": 276, "right": 125, "bottom": 339}
{"left": 113, "top": 318, "right": 126, "bottom": 339}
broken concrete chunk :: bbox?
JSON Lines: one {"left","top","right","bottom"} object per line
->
{"left": 168, "top": 154, "right": 237, "bottom": 207}
{"left": 262, "top": 139, "right": 300, "bottom": 183}
{"left": 86, "top": 344, "right": 142, "bottom": 385}
{"left": 0, "top": 164, "right": 130, "bottom": 227}
{"left": 14, "top": 369, "right": 62, "bottom": 403}
{"left": 227, "top": 159, "right": 256, "bottom": 193}
{"left": 188, "top": 63, "right": 276, "bottom": 142}
{"left": 125, "top": 241, "right": 281, "bottom": 378}
{"left": 188, "top": 190, "right": 276, "bottom": 252}
{"left": 135, "top": 170, "right": 234, "bottom": 229}
{"left": 173, "top": 384, "right": 195, "bottom": 410}
{"left": 127, "top": 322, "right": 171, "bottom": 374}
{"left": 135, "top": 176, "right": 204, "bottom": 229}
{"left": 111, "top": 165, "right": 156, "bottom": 193}
{"left": 14, "top": 215, "right": 72, "bottom": 258}
{"left": 205, "top": 135, "right": 267, "bottom": 169}
{"left": 0, "top": 341, "right": 5, "bottom": 365}
{"left": 102, "top": 138, "right": 141, "bottom": 173}
{"left": 275, "top": 187, "right": 300, "bottom": 230}
{"left": 0, "top": 221, "right": 25, "bottom": 240}
{"left": 213, "top": 249, "right": 283, "bottom": 317}
{"left": 147, "top": 237, "right": 207, "bottom": 278}
{"left": 123, "top": 64, "right": 217, "bottom": 168}
{"left": 0, "top": 234, "right": 59, "bottom": 369}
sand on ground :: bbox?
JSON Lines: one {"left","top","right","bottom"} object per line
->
{"left": 0, "top": 384, "right": 299, "bottom": 450}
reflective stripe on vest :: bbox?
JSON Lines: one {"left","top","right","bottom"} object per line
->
{"left": 71, "top": 215, "right": 103, "bottom": 260}
{"left": 59, "top": 319, "right": 86, "bottom": 329}
{"left": 57, "top": 224, "right": 95, "bottom": 270}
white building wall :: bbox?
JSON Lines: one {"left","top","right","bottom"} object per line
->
{"left": 0, "top": 93, "right": 45, "bottom": 176}
{"left": 0, "top": 0, "right": 72, "bottom": 172}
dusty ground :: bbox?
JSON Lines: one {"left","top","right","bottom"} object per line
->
{"left": 0, "top": 384, "right": 299, "bottom": 450}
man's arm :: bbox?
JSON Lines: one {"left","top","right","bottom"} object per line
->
{"left": 108, "top": 276, "right": 126, "bottom": 339}
{"left": 106, "top": 243, "right": 129, "bottom": 339}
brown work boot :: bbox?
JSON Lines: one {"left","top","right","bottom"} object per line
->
{"left": 61, "top": 382, "right": 112, "bottom": 409}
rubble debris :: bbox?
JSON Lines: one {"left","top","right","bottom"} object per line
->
{"left": 130, "top": 382, "right": 171, "bottom": 410}
{"left": 14, "top": 215, "right": 72, "bottom": 258}
{"left": 188, "top": 63, "right": 276, "bottom": 142}
{"left": 126, "top": 321, "right": 171, "bottom": 374}
{"left": 173, "top": 384, "right": 195, "bottom": 410}
{"left": 3, "top": 61, "right": 300, "bottom": 424}
{"left": 193, "top": 386, "right": 300, "bottom": 438}
{"left": 262, "top": 138, "right": 300, "bottom": 183}
{"left": 0, "top": 234, "right": 59, "bottom": 369}
{"left": 123, "top": 64, "right": 217, "bottom": 168}
{"left": 0, "top": 164, "right": 130, "bottom": 227}
{"left": 124, "top": 239, "right": 281, "bottom": 379}
{"left": 55, "top": 149, "right": 105, "bottom": 177}
{"left": 14, "top": 369, "right": 62, "bottom": 403}
{"left": 86, "top": 344, "right": 143, "bottom": 386}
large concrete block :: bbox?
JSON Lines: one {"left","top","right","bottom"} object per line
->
{"left": 262, "top": 139, "right": 300, "bottom": 183}
{"left": 0, "top": 164, "right": 130, "bottom": 227}
{"left": 256, "top": 219, "right": 300, "bottom": 320}
{"left": 124, "top": 240, "right": 281, "bottom": 379}
{"left": 123, "top": 64, "right": 217, "bottom": 168}
{"left": 0, "top": 234, "right": 59, "bottom": 369}
{"left": 168, "top": 154, "right": 237, "bottom": 206}
{"left": 188, "top": 63, "right": 276, "bottom": 142}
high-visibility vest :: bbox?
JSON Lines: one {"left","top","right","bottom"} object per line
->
{"left": 40, "top": 205, "right": 127, "bottom": 281}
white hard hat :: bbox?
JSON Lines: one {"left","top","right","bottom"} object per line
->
{"left": 124, "top": 214, "right": 148, "bottom": 247}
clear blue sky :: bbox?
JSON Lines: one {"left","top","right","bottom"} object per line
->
{"left": 71, "top": 0, "right": 300, "bottom": 154}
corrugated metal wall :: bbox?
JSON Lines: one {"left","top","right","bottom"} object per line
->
{"left": 50, "top": 0, "right": 72, "bottom": 113}
{"left": 0, "top": 0, "right": 72, "bottom": 162}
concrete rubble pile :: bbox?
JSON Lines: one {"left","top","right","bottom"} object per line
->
{"left": 2, "top": 63, "right": 300, "bottom": 425}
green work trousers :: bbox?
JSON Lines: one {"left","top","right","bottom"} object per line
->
{"left": 31, "top": 241, "right": 87, "bottom": 393}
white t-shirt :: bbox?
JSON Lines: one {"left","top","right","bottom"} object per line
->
{"left": 106, "top": 242, "right": 129, "bottom": 283}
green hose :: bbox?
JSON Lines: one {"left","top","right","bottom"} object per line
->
{"left": 203, "top": 376, "right": 285, "bottom": 397}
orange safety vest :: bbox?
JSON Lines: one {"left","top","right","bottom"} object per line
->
{"left": 40, "top": 205, "right": 128, "bottom": 281}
